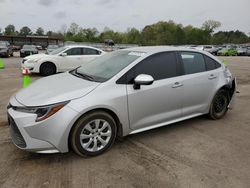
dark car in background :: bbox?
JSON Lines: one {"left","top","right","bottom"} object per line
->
{"left": 20, "top": 45, "right": 39, "bottom": 57}
{"left": 0, "top": 41, "right": 13, "bottom": 58}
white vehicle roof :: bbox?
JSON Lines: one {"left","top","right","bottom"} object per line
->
{"left": 63, "top": 45, "right": 104, "bottom": 52}
{"left": 124, "top": 46, "right": 206, "bottom": 54}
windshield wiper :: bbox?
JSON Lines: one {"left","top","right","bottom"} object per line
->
{"left": 75, "top": 69, "right": 94, "bottom": 81}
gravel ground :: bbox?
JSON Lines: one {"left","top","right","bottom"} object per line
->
{"left": 0, "top": 54, "right": 250, "bottom": 188}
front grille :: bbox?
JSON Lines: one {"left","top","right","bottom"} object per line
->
{"left": 8, "top": 114, "right": 27, "bottom": 148}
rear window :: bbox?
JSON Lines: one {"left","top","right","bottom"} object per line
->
{"left": 204, "top": 55, "right": 221, "bottom": 71}
{"left": 83, "top": 48, "right": 101, "bottom": 55}
{"left": 180, "top": 52, "right": 206, "bottom": 75}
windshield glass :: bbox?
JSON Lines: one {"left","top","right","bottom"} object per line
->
{"left": 49, "top": 46, "right": 67, "bottom": 55}
{"left": 75, "top": 50, "right": 144, "bottom": 82}
{"left": 23, "top": 45, "right": 36, "bottom": 49}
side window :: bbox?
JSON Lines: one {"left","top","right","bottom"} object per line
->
{"left": 83, "top": 48, "right": 101, "bottom": 55}
{"left": 180, "top": 52, "right": 206, "bottom": 75}
{"left": 65, "top": 48, "right": 82, "bottom": 56}
{"left": 134, "top": 52, "right": 177, "bottom": 81}
{"left": 204, "top": 55, "right": 221, "bottom": 71}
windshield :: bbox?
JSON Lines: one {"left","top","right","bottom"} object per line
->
{"left": 23, "top": 45, "right": 36, "bottom": 49}
{"left": 49, "top": 46, "right": 68, "bottom": 55}
{"left": 75, "top": 50, "right": 144, "bottom": 82}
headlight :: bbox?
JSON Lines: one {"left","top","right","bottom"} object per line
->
{"left": 13, "top": 101, "right": 69, "bottom": 122}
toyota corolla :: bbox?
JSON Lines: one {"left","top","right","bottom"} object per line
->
{"left": 7, "top": 46, "right": 236, "bottom": 157}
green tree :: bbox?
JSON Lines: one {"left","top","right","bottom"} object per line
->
{"left": 68, "top": 23, "right": 79, "bottom": 35}
{"left": 36, "top": 27, "right": 45, "bottom": 35}
{"left": 202, "top": 20, "right": 221, "bottom": 33}
{"left": 19, "top": 26, "right": 32, "bottom": 36}
{"left": 212, "top": 30, "right": 249, "bottom": 44}
{"left": 125, "top": 28, "right": 141, "bottom": 44}
{"left": 4, "top": 24, "right": 16, "bottom": 35}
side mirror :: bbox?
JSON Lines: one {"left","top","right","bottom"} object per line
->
{"left": 133, "top": 74, "right": 154, "bottom": 90}
{"left": 60, "top": 52, "right": 67, "bottom": 57}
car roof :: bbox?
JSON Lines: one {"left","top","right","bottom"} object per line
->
{"left": 64, "top": 45, "right": 104, "bottom": 51}
{"left": 124, "top": 46, "right": 207, "bottom": 54}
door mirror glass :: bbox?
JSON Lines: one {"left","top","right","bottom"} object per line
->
{"left": 60, "top": 52, "right": 67, "bottom": 57}
{"left": 134, "top": 74, "right": 154, "bottom": 89}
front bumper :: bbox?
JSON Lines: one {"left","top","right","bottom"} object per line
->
{"left": 7, "top": 98, "right": 79, "bottom": 153}
{"left": 21, "top": 60, "right": 40, "bottom": 73}
{"left": 0, "top": 51, "right": 8, "bottom": 56}
{"left": 21, "top": 61, "right": 35, "bottom": 72}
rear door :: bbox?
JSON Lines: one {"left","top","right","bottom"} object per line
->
{"left": 178, "top": 51, "right": 220, "bottom": 116}
{"left": 126, "top": 52, "right": 183, "bottom": 131}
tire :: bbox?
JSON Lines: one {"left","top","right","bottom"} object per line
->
{"left": 70, "top": 111, "right": 117, "bottom": 157}
{"left": 209, "top": 89, "right": 229, "bottom": 120}
{"left": 40, "top": 62, "right": 56, "bottom": 76}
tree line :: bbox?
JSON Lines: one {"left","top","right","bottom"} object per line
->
{"left": 0, "top": 20, "right": 249, "bottom": 45}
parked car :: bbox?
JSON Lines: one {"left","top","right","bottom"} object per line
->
{"left": 203, "top": 45, "right": 220, "bottom": 55}
{"left": 217, "top": 48, "right": 237, "bottom": 56}
{"left": 8, "top": 46, "right": 236, "bottom": 157}
{"left": 20, "top": 45, "right": 39, "bottom": 57}
{"left": 22, "top": 45, "right": 105, "bottom": 76}
{"left": 246, "top": 47, "right": 250, "bottom": 56}
{"left": 0, "top": 41, "right": 13, "bottom": 57}
{"left": 236, "top": 47, "right": 247, "bottom": 56}
{"left": 36, "top": 45, "right": 43, "bottom": 50}
{"left": 46, "top": 45, "right": 59, "bottom": 54}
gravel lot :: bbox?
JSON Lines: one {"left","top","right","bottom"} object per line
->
{"left": 0, "top": 53, "right": 250, "bottom": 188}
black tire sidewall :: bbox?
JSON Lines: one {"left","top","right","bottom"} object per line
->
{"left": 70, "top": 111, "right": 117, "bottom": 157}
{"left": 210, "top": 90, "right": 229, "bottom": 119}
{"left": 40, "top": 63, "right": 56, "bottom": 76}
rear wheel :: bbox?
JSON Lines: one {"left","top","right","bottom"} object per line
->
{"left": 70, "top": 111, "right": 117, "bottom": 157}
{"left": 209, "top": 89, "right": 229, "bottom": 120}
{"left": 40, "top": 62, "right": 56, "bottom": 76}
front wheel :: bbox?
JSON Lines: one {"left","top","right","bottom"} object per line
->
{"left": 40, "top": 62, "right": 56, "bottom": 76}
{"left": 209, "top": 89, "right": 229, "bottom": 120}
{"left": 70, "top": 111, "right": 117, "bottom": 157}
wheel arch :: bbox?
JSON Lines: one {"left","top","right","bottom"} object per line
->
{"left": 39, "top": 61, "right": 57, "bottom": 73}
{"left": 67, "top": 108, "right": 123, "bottom": 150}
{"left": 211, "top": 82, "right": 233, "bottom": 105}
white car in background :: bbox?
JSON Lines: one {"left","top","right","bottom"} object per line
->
{"left": 22, "top": 46, "right": 105, "bottom": 76}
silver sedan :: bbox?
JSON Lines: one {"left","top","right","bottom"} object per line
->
{"left": 7, "top": 46, "right": 236, "bottom": 156}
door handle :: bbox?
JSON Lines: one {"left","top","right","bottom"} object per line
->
{"left": 172, "top": 82, "right": 183, "bottom": 88}
{"left": 208, "top": 74, "right": 217, "bottom": 80}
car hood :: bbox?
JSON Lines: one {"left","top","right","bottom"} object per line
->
{"left": 24, "top": 54, "right": 45, "bottom": 60}
{"left": 15, "top": 72, "right": 100, "bottom": 106}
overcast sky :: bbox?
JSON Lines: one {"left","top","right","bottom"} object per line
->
{"left": 0, "top": 0, "right": 249, "bottom": 34}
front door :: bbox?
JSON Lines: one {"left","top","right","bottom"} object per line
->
{"left": 126, "top": 52, "right": 183, "bottom": 131}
